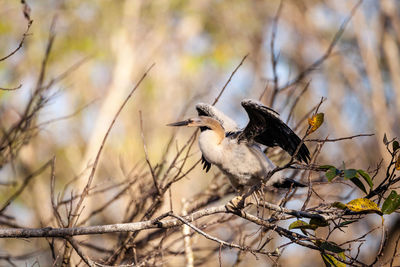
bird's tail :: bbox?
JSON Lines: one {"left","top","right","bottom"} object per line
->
{"left": 271, "top": 178, "right": 306, "bottom": 189}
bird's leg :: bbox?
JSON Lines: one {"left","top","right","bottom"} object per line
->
{"left": 225, "top": 185, "right": 259, "bottom": 213}
{"left": 225, "top": 195, "right": 244, "bottom": 213}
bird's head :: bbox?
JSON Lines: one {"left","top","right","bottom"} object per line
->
{"left": 167, "top": 116, "right": 226, "bottom": 144}
{"left": 167, "top": 116, "right": 212, "bottom": 128}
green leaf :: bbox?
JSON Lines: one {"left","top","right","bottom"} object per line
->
{"left": 350, "top": 177, "right": 367, "bottom": 194}
{"left": 393, "top": 141, "right": 399, "bottom": 152}
{"left": 310, "top": 217, "right": 329, "bottom": 227}
{"left": 357, "top": 169, "right": 373, "bottom": 188}
{"left": 382, "top": 190, "right": 400, "bottom": 214}
{"left": 346, "top": 198, "right": 382, "bottom": 215}
{"left": 321, "top": 253, "right": 346, "bottom": 267}
{"left": 289, "top": 220, "right": 317, "bottom": 230}
{"left": 320, "top": 165, "right": 336, "bottom": 170}
{"left": 332, "top": 202, "right": 347, "bottom": 210}
{"left": 337, "top": 219, "right": 358, "bottom": 227}
{"left": 320, "top": 241, "right": 345, "bottom": 253}
{"left": 343, "top": 169, "right": 357, "bottom": 179}
{"left": 326, "top": 167, "right": 339, "bottom": 182}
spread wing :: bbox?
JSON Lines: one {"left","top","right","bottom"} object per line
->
{"left": 239, "top": 99, "right": 310, "bottom": 163}
{"left": 196, "top": 103, "right": 239, "bottom": 172}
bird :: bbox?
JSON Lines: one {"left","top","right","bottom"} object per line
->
{"left": 168, "top": 99, "right": 310, "bottom": 195}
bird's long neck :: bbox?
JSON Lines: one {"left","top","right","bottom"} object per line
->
{"left": 198, "top": 118, "right": 225, "bottom": 165}
{"left": 199, "top": 117, "right": 225, "bottom": 144}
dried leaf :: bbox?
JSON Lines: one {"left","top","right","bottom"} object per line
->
{"left": 346, "top": 198, "right": 382, "bottom": 215}
{"left": 396, "top": 157, "right": 400, "bottom": 171}
{"left": 308, "top": 113, "right": 324, "bottom": 133}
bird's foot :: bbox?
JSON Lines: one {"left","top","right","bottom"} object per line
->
{"left": 226, "top": 195, "right": 245, "bottom": 213}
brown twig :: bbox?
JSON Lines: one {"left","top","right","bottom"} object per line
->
{"left": 269, "top": 0, "right": 283, "bottom": 107}
{"left": 279, "top": 0, "right": 363, "bottom": 92}
{"left": 212, "top": 54, "right": 248, "bottom": 105}
{"left": 0, "top": 85, "right": 22, "bottom": 91}
{"left": 0, "top": 20, "right": 32, "bottom": 62}
{"left": 50, "top": 156, "right": 64, "bottom": 228}
{"left": 0, "top": 159, "right": 52, "bottom": 214}
{"left": 306, "top": 133, "right": 374, "bottom": 142}
{"left": 65, "top": 237, "right": 96, "bottom": 267}
{"left": 72, "top": 63, "right": 155, "bottom": 226}
{"left": 390, "top": 234, "right": 400, "bottom": 267}
{"left": 139, "top": 110, "right": 160, "bottom": 195}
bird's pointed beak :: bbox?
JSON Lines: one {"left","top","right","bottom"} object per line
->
{"left": 167, "top": 119, "right": 191, "bottom": 127}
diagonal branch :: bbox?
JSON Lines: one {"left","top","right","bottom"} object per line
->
{"left": 72, "top": 63, "right": 155, "bottom": 226}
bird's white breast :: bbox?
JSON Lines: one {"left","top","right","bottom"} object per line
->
{"left": 199, "top": 130, "right": 276, "bottom": 188}
{"left": 198, "top": 130, "right": 223, "bottom": 164}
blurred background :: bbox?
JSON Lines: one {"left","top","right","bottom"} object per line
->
{"left": 0, "top": 0, "right": 399, "bottom": 266}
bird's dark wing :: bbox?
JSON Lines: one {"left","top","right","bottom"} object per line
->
{"left": 239, "top": 99, "right": 310, "bottom": 163}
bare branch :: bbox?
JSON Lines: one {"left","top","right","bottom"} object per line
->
{"left": 279, "top": 0, "right": 363, "bottom": 92}
{"left": 212, "top": 54, "right": 248, "bottom": 105}
{"left": 72, "top": 63, "right": 155, "bottom": 225}
{"left": 139, "top": 110, "right": 160, "bottom": 195}
{"left": 0, "top": 20, "right": 32, "bottom": 62}
{"left": 306, "top": 134, "right": 374, "bottom": 143}
{"left": 0, "top": 159, "right": 52, "bottom": 214}
{"left": 66, "top": 237, "right": 96, "bottom": 267}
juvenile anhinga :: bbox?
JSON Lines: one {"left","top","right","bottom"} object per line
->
{"left": 168, "top": 99, "right": 310, "bottom": 201}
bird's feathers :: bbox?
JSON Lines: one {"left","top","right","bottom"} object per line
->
{"left": 195, "top": 99, "right": 310, "bottom": 173}
{"left": 201, "top": 155, "right": 211, "bottom": 172}
{"left": 196, "top": 103, "right": 239, "bottom": 172}
{"left": 239, "top": 99, "right": 310, "bottom": 163}
{"left": 196, "top": 103, "right": 239, "bottom": 132}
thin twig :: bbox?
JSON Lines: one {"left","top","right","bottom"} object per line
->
{"left": 279, "top": 0, "right": 363, "bottom": 92}
{"left": 139, "top": 110, "right": 160, "bottom": 195}
{"left": 50, "top": 156, "right": 64, "bottom": 228}
{"left": 306, "top": 134, "right": 374, "bottom": 142}
{"left": 390, "top": 234, "right": 400, "bottom": 267}
{"left": 66, "top": 237, "right": 96, "bottom": 267}
{"left": 0, "top": 20, "right": 32, "bottom": 62}
{"left": 0, "top": 85, "right": 22, "bottom": 91}
{"left": 169, "top": 213, "right": 274, "bottom": 256}
{"left": 269, "top": 0, "right": 283, "bottom": 107}
{"left": 212, "top": 54, "right": 248, "bottom": 105}
{"left": 0, "top": 159, "right": 52, "bottom": 214}
{"left": 72, "top": 63, "right": 155, "bottom": 225}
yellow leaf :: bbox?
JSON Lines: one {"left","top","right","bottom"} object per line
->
{"left": 396, "top": 156, "right": 400, "bottom": 170}
{"left": 321, "top": 253, "right": 346, "bottom": 267}
{"left": 308, "top": 113, "right": 324, "bottom": 133}
{"left": 346, "top": 198, "right": 382, "bottom": 215}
